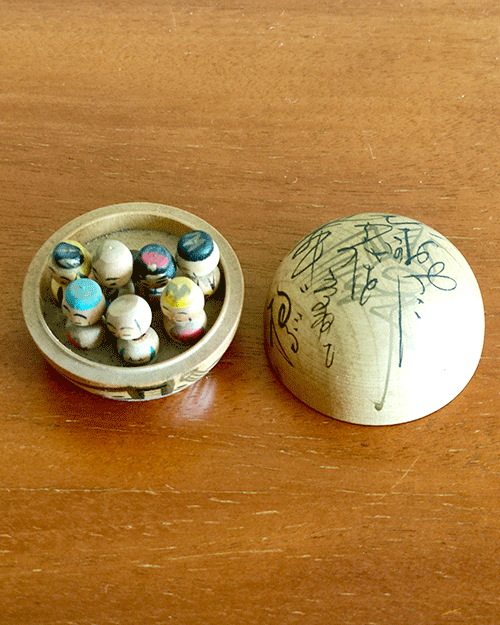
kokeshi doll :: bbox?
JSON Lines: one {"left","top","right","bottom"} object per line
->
{"left": 62, "top": 278, "right": 106, "bottom": 349}
{"left": 175, "top": 230, "right": 220, "bottom": 297}
{"left": 160, "top": 276, "right": 207, "bottom": 345}
{"left": 105, "top": 294, "right": 159, "bottom": 365}
{"left": 133, "top": 243, "right": 176, "bottom": 303}
{"left": 48, "top": 239, "right": 92, "bottom": 305}
{"left": 92, "top": 239, "right": 135, "bottom": 304}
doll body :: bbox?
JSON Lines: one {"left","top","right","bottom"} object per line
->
{"left": 117, "top": 327, "right": 159, "bottom": 365}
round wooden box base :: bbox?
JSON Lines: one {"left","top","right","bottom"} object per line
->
{"left": 264, "top": 213, "right": 484, "bottom": 426}
{"left": 23, "top": 202, "right": 244, "bottom": 401}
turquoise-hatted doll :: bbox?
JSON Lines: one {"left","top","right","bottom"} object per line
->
{"left": 62, "top": 278, "right": 106, "bottom": 349}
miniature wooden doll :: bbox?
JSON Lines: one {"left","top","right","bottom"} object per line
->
{"left": 105, "top": 294, "right": 159, "bottom": 365}
{"left": 160, "top": 276, "right": 207, "bottom": 345}
{"left": 62, "top": 278, "right": 106, "bottom": 349}
{"left": 92, "top": 239, "right": 135, "bottom": 304}
{"left": 133, "top": 243, "right": 176, "bottom": 303}
{"left": 48, "top": 239, "right": 92, "bottom": 305}
{"left": 175, "top": 230, "right": 220, "bottom": 297}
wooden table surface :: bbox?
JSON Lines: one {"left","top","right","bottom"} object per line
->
{"left": 3, "top": 1, "right": 499, "bottom": 622}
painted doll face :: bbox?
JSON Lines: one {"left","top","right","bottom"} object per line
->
{"left": 49, "top": 240, "right": 92, "bottom": 285}
{"left": 62, "top": 278, "right": 106, "bottom": 326}
{"left": 165, "top": 309, "right": 190, "bottom": 324}
{"left": 92, "top": 239, "right": 133, "bottom": 289}
{"left": 106, "top": 294, "right": 152, "bottom": 340}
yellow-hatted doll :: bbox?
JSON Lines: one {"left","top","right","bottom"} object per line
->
{"left": 160, "top": 277, "right": 206, "bottom": 345}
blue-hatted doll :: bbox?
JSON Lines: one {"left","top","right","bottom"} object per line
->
{"left": 175, "top": 230, "right": 220, "bottom": 297}
{"left": 48, "top": 239, "right": 92, "bottom": 305}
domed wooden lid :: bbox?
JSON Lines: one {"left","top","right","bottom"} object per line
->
{"left": 264, "top": 213, "right": 484, "bottom": 425}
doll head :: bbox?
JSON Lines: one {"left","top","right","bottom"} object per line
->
{"left": 160, "top": 276, "right": 205, "bottom": 325}
{"left": 92, "top": 239, "right": 133, "bottom": 289}
{"left": 134, "top": 243, "right": 176, "bottom": 291}
{"left": 175, "top": 230, "right": 219, "bottom": 276}
{"left": 106, "top": 294, "right": 152, "bottom": 340}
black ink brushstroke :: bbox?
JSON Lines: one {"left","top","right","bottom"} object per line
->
{"left": 267, "top": 291, "right": 299, "bottom": 367}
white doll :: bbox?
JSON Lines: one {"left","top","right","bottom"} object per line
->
{"left": 92, "top": 239, "right": 135, "bottom": 304}
{"left": 105, "top": 294, "right": 159, "bottom": 365}
{"left": 175, "top": 230, "right": 220, "bottom": 297}
{"left": 160, "top": 276, "right": 206, "bottom": 345}
{"left": 48, "top": 239, "right": 92, "bottom": 305}
{"left": 62, "top": 278, "right": 106, "bottom": 349}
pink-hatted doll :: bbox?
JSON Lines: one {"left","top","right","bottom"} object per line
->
{"left": 133, "top": 243, "right": 176, "bottom": 303}
{"left": 62, "top": 278, "right": 106, "bottom": 349}
{"left": 105, "top": 294, "right": 159, "bottom": 365}
{"left": 48, "top": 239, "right": 92, "bottom": 305}
{"left": 160, "top": 276, "right": 206, "bottom": 345}
{"left": 92, "top": 239, "right": 135, "bottom": 304}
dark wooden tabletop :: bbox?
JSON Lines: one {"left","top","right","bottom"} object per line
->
{"left": 3, "top": 1, "right": 499, "bottom": 623}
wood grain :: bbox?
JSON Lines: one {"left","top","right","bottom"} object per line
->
{"left": 2, "top": 1, "right": 499, "bottom": 622}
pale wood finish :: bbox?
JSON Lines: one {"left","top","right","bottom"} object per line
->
{"left": 3, "top": 1, "right": 500, "bottom": 622}
{"left": 265, "top": 214, "right": 485, "bottom": 425}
